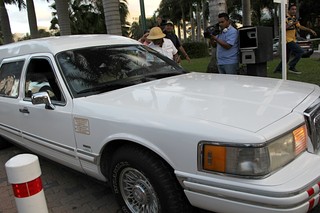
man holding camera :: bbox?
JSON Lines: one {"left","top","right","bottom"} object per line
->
{"left": 274, "top": 3, "right": 317, "bottom": 74}
{"left": 209, "top": 13, "right": 239, "bottom": 74}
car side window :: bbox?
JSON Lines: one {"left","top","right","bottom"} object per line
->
{"left": 0, "top": 60, "right": 24, "bottom": 98}
{"left": 24, "top": 58, "right": 65, "bottom": 103}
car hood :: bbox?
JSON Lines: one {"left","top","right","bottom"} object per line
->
{"left": 78, "top": 73, "right": 316, "bottom": 132}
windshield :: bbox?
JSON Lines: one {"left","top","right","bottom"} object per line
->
{"left": 56, "top": 45, "right": 186, "bottom": 98}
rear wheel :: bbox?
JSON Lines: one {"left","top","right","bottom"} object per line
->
{"left": 109, "top": 145, "right": 193, "bottom": 213}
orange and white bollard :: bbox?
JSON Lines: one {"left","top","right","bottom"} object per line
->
{"left": 5, "top": 154, "right": 48, "bottom": 213}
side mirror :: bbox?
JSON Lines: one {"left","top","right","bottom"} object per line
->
{"left": 31, "top": 92, "right": 55, "bottom": 110}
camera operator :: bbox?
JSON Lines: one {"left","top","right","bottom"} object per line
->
{"left": 209, "top": 13, "right": 239, "bottom": 75}
{"left": 274, "top": 3, "right": 317, "bottom": 74}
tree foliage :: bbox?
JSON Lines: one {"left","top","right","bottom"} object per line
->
{"left": 49, "top": 0, "right": 129, "bottom": 36}
{"left": 70, "top": 0, "right": 106, "bottom": 34}
{"left": 1, "top": 0, "right": 25, "bottom": 44}
{"left": 18, "top": 29, "right": 52, "bottom": 41}
{"left": 299, "top": 0, "right": 320, "bottom": 37}
{"left": 130, "top": 18, "right": 156, "bottom": 40}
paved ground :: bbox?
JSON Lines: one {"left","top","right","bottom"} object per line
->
{"left": 1, "top": 145, "right": 320, "bottom": 213}
{"left": 311, "top": 50, "right": 320, "bottom": 59}
{"left": 0, "top": 145, "right": 121, "bottom": 213}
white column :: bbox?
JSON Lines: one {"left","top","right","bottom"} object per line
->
{"left": 5, "top": 154, "right": 48, "bottom": 213}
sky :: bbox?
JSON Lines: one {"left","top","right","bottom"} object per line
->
{"left": 6, "top": 0, "right": 160, "bottom": 34}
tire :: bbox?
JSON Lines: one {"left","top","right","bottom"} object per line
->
{"left": 110, "top": 145, "right": 193, "bottom": 213}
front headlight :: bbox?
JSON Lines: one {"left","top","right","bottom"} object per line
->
{"left": 199, "top": 125, "right": 307, "bottom": 177}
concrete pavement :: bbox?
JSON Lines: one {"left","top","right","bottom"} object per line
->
{"left": 0, "top": 145, "right": 120, "bottom": 213}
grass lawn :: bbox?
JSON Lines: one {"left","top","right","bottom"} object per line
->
{"left": 181, "top": 55, "right": 320, "bottom": 85}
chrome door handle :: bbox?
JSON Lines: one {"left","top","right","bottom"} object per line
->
{"left": 19, "top": 107, "right": 30, "bottom": 114}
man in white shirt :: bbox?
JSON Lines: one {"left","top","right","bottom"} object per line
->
{"left": 147, "top": 27, "right": 180, "bottom": 63}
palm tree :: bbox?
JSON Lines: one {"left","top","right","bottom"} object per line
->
{"left": 26, "top": 0, "right": 39, "bottom": 38}
{"left": 242, "top": 0, "right": 251, "bottom": 26}
{"left": 0, "top": 0, "right": 13, "bottom": 44}
{"left": 102, "top": 0, "right": 121, "bottom": 35}
{"left": 119, "top": 0, "right": 129, "bottom": 36}
{"left": 55, "top": 0, "right": 71, "bottom": 35}
{"left": 1, "top": 0, "right": 48, "bottom": 41}
{"left": 180, "top": 0, "right": 188, "bottom": 41}
{"left": 49, "top": 0, "right": 128, "bottom": 36}
{"left": 207, "top": 0, "right": 227, "bottom": 73}
{"left": 0, "top": 0, "right": 25, "bottom": 44}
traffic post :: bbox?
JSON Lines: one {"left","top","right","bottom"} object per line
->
{"left": 5, "top": 154, "right": 48, "bottom": 213}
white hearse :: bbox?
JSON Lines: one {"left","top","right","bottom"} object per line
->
{"left": 0, "top": 35, "right": 320, "bottom": 213}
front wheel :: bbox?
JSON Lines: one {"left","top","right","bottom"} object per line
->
{"left": 109, "top": 145, "right": 193, "bottom": 213}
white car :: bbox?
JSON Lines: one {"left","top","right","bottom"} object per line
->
{"left": 1, "top": 35, "right": 320, "bottom": 213}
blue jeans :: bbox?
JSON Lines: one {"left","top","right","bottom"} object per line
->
{"left": 275, "top": 41, "right": 304, "bottom": 70}
{"left": 218, "top": 63, "right": 239, "bottom": 74}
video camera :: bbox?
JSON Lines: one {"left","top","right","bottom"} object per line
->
{"left": 203, "top": 23, "right": 220, "bottom": 38}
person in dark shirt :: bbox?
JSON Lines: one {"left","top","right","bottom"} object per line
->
{"left": 156, "top": 16, "right": 167, "bottom": 31}
{"left": 163, "top": 20, "right": 191, "bottom": 62}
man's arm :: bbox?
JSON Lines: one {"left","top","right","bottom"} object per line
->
{"left": 138, "top": 32, "right": 149, "bottom": 44}
{"left": 178, "top": 46, "right": 191, "bottom": 62}
{"left": 172, "top": 34, "right": 191, "bottom": 62}
{"left": 298, "top": 24, "right": 317, "bottom": 36}
{"left": 291, "top": 21, "right": 318, "bottom": 36}
{"left": 211, "top": 35, "right": 232, "bottom": 49}
{"left": 210, "top": 28, "right": 238, "bottom": 50}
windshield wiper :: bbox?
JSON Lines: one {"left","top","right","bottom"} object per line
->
{"left": 144, "top": 70, "right": 185, "bottom": 79}
{"left": 77, "top": 81, "right": 136, "bottom": 95}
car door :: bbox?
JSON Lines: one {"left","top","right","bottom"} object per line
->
{"left": 19, "top": 56, "right": 83, "bottom": 172}
{"left": 0, "top": 58, "right": 25, "bottom": 145}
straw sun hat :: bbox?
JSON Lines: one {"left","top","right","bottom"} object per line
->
{"left": 147, "top": 27, "right": 166, "bottom": 40}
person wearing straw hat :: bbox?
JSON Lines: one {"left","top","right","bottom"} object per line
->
{"left": 147, "top": 27, "right": 180, "bottom": 63}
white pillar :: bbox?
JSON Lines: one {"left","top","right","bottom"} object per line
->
{"left": 5, "top": 154, "right": 48, "bottom": 213}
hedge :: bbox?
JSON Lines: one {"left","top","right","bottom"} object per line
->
{"left": 181, "top": 42, "right": 210, "bottom": 59}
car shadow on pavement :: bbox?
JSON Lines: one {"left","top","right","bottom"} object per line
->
{"left": 0, "top": 145, "right": 121, "bottom": 213}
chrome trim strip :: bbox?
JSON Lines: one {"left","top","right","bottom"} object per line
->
{"left": 176, "top": 171, "right": 320, "bottom": 199}
{"left": 4, "top": 128, "right": 98, "bottom": 164}
{"left": 22, "top": 131, "right": 75, "bottom": 157}
{"left": 183, "top": 181, "right": 311, "bottom": 209}
{"left": 304, "top": 97, "right": 320, "bottom": 153}
{"left": 0, "top": 123, "right": 21, "bottom": 137}
{"left": 76, "top": 149, "right": 98, "bottom": 163}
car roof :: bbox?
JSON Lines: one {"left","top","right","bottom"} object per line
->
{"left": 0, "top": 34, "right": 140, "bottom": 61}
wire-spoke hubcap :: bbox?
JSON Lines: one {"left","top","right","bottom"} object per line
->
{"left": 119, "top": 167, "right": 160, "bottom": 213}
{"left": 133, "top": 183, "right": 147, "bottom": 204}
